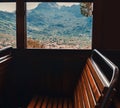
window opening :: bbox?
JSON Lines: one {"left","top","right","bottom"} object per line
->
{"left": 0, "top": 2, "right": 16, "bottom": 49}
{"left": 26, "top": 2, "right": 93, "bottom": 49}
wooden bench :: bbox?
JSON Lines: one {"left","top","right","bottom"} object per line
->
{"left": 74, "top": 49, "right": 119, "bottom": 108}
{"left": 28, "top": 96, "right": 73, "bottom": 108}
{"left": 27, "top": 49, "right": 119, "bottom": 108}
{"left": 0, "top": 48, "right": 118, "bottom": 108}
{"left": 0, "top": 47, "right": 12, "bottom": 91}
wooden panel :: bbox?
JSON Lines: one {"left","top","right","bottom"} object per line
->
{"left": 85, "top": 64, "right": 101, "bottom": 102}
{"left": 36, "top": 97, "right": 43, "bottom": 108}
{"left": 0, "top": 57, "right": 12, "bottom": 69}
{"left": 27, "top": 97, "right": 74, "bottom": 108}
{"left": 27, "top": 96, "right": 74, "bottom": 108}
{"left": 58, "top": 98, "right": 63, "bottom": 108}
{"left": 68, "top": 99, "right": 73, "bottom": 108}
{"left": 41, "top": 97, "right": 48, "bottom": 108}
{"left": 13, "top": 49, "right": 90, "bottom": 98}
{"left": 81, "top": 76, "right": 91, "bottom": 108}
{"left": 47, "top": 98, "right": 53, "bottom": 108}
{"left": 0, "top": 55, "right": 11, "bottom": 63}
{"left": 83, "top": 70, "right": 96, "bottom": 108}
{"left": 27, "top": 96, "right": 38, "bottom": 108}
{"left": 77, "top": 81, "right": 84, "bottom": 108}
{"left": 0, "top": 58, "right": 10, "bottom": 90}
{"left": 74, "top": 89, "right": 77, "bottom": 108}
{"left": 75, "top": 86, "right": 79, "bottom": 108}
{"left": 52, "top": 98, "right": 57, "bottom": 108}
{"left": 0, "top": 57, "right": 12, "bottom": 76}
{"left": 87, "top": 59, "right": 108, "bottom": 93}
{"left": 16, "top": 0, "right": 26, "bottom": 49}
{"left": 63, "top": 99, "right": 68, "bottom": 108}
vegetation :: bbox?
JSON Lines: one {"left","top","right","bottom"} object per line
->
{"left": 0, "top": 33, "right": 16, "bottom": 49}
{"left": 27, "top": 38, "right": 45, "bottom": 48}
{"left": 27, "top": 35, "right": 91, "bottom": 49}
{"left": 0, "top": 33, "right": 91, "bottom": 49}
{"left": 0, "top": 2, "right": 93, "bottom": 49}
{"left": 80, "top": 2, "right": 93, "bottom": 17}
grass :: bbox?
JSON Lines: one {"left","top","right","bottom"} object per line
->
{"left": 28, "top": 35, "right": 92, "bottom": 49}
{"left": 0, "top": 33, "right": 92, "bottom": 49}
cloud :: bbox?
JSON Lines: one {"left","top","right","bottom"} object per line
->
{"left": 27, "top": 2, "right": 40, "bottom": 10}
{"left": 57, "top": 2, "right": 79, "bottom": 7}
{"left": 27, "top": 2, "right": 79, "bottom": 10}
{"left": 0, "top": 3, "right": 16, "bottom": 12}
{"left": 0, "top": 2, "right": 79, "bottom": 12}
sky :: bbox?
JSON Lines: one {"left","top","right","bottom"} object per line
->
{"left": 0, "top": 2, "right": 79, "bottom": 13}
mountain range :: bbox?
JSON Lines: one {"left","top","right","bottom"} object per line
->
{"left": 0, "top": 2, "right": 93, "bottom": 38}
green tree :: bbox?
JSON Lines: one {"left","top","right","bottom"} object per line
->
{"left": 80, "top": 2, "right": 93, "bottom": 17}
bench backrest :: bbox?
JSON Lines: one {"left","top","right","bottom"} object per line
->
{"left": 0, "top": 47, "right": 12, "bottom": 98}
{"left": 74, "top": 49, "right": 119, "bottom": 108}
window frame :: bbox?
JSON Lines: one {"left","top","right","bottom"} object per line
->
{"left": 1, "top": 0, "right": 98, "bottom": 49}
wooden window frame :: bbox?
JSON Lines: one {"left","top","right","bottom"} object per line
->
{"left": 2, "top": 0, "right": 102, "bottom": 49}
{"left": 16, "top": 0, "right": 26, "bottom": 49}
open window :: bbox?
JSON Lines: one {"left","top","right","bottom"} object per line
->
{"left": 26, "top": 2, "right": 93, "bottom": 49}
{"left": 0, "top": 1, "right": 93, "bottom": 49}
{"left": 0, "top": 2, "right": 16, "bottom": 49}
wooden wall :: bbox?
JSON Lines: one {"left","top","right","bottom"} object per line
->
{"left": 0, "top": 48, "right": 13, "bottom": 107}
{"left": 93, "top": 0, "right": 120, "bottom": 50}
{"left": 5, "top": 49, "right": 90, "bottom": 107}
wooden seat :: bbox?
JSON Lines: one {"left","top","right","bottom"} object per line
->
{"left": 0, "top": 48, "right": 12, "bottom": 93}
{"left": 27, "top": 49, "right": 119, "bottom": 108}
{"left": 74, "top": 49, "right": 119, "bottom": 108}
{"left": 0, "top": 47, "right": 119, "bottom": 108}
{"left": 27, "top": 96, "right": 73, "bottom": 108}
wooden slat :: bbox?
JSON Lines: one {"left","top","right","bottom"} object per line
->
{"left": 78, "top": 79, "right": 85, "bottom": 108}
{"left": 41, "top": 97, "right": 48, "bottom": 108}
{"left": 73, "top": 57, "right": 111, "bottom": 108}
{"left": 75, "top": 86, "right": 79, "bottom": 108}
{"left": 68, "top": 99, "right": 73, "bottom": 108}
{"left": 87, "top": 59, "right": 108, "bottom": 93}
{"left": 0, "top": 55, "right": 10, "bottom": 60}
{"left": 0, "top": 62, "right": 9, "bottom": 70}
{"left": 0, "top": 65, "right": 9, "bottom": 72}
{"left": 0, "top": 56, "right": 12, "bottom": 64}
{"left": 0, "top": 57, "right": 12, "bottom": 71}
{"left": 27, "top": 96, "right": 38, "bottom": 108}
{"left": 58, "top": 98, "right": 63, "bottom": 108}
{"left": 77, "top": 80, "right": 84, "bottom": 108}
{"left": 28, "top": 97, "right": 73, "bottom": 108}
{"left": 85, "top": 64, "right": 101, "bottom": 102}
{"left": 47, "top": 98, "right": 53, "bottom": 108}
{"left": 63, "top": 99, "right": 68, "bottom": 108}
{"left": 74, "top": 89, "right": 78, "bottom": 108}
{"left": 82, "top": 69, "right": 96, "bottom": 108}
{"left": 81, "top": 76, "right": 91, "bottom": 108}
{"left": 52, "top": 98, "right": 57, "bottom": 108}
{"left": 36, "top": 97, "right": 43, "bottom": 108}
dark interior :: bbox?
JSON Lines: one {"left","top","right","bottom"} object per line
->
{"left": 0, "top": 0, "right": 120, "bottom": 107}
{"left": 0, "top": 48, "right": 120, "bottom": 108}
{"left": 0, "top": 48, "right": 91, "bottom": 107}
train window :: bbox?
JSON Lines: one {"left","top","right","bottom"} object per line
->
{"left": 26, "top": 2, "right": 93, "bottom": 49}
{"left": 0, "top": 2, "right": 16, "bottom": 49}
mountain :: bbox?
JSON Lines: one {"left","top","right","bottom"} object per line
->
{"left": 0, "top": 2, "right": 93, "bottom": 38}
{"left": 0, "top": 11, "right": 16, "bottom": 36}
{"left": 27, "top": 2, "right": 92, "bottom": 38}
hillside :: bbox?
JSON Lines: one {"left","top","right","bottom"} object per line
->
{"left": 0, "top": 11, "right": 16, "bottom": 36}
{"left": 0, "top": 2, "right": 92, "bottom": 49}
{"left": 27, "top": 2, "right": 92, "bottom": 38}
{"left": 0, "top": 33, "right": 16, "bottom": 48}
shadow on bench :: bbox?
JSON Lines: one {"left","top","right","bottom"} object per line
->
{"left": 27, "top": 49, "right": 119, "bottom": 108}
